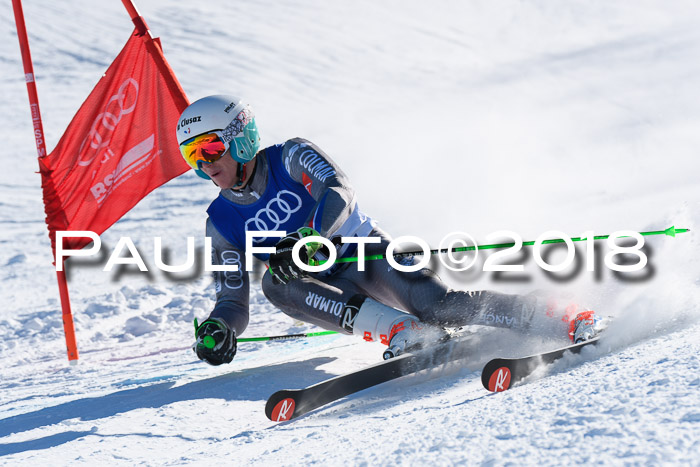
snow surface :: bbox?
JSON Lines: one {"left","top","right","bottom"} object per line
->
{"left": 2, "top": 0, "right": 700, "bottom": 464}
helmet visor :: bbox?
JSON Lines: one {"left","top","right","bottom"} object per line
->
{"left": 179, "top": 132, "right": 228, "bottom": 169}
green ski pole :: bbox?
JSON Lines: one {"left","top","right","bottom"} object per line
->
{"left": 194, "top": 321, "right": 339, "bottom": 350}
{"left": 238, "top": 330, "right": 339, "bottom": 343}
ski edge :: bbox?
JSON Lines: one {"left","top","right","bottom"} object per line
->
{"left": 481, "top": 337, "right": 601, "bottom": 392}
{"left": 265, "top": 353, "right": 411, "bottom": 421}
{"left": 265, "top": 333, "right": 477, "bottom": 422}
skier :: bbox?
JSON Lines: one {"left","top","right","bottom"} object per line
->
{"left": 176, "top": 95, "right": 604, "bottom": 365}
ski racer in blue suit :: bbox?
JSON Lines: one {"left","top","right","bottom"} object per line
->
{"left": 176, "top": 95, "right": 604, "bottom": 365}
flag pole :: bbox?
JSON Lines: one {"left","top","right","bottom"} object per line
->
{"left": 121, "top": 0, "right": 150, "bottom": 37}
{"left": 121, "top": 0, "right": 189, "bottom": 108}
{"left": 12, "top": 0, "right": 79, "bottom": 363}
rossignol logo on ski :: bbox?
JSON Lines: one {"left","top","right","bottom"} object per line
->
{"left": 488, "top": 367, "right": 512, "bottom": 392}
{"left": 271, "top": 398, "right": 296, "bottom": 421}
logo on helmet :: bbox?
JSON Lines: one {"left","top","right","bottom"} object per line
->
{"left": 224, "top": 102, "right": 236, "bottom": 113}
{"left": 177, "top": 116, "right": 201, "bottom": 131}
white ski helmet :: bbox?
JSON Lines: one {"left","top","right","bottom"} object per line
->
{"left": 176, "top": 95, "right": 261, "bottom": 179}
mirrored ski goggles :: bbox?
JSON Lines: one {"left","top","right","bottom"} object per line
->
{"left": 179, "top": 132, "right": 229, "bottom": 169}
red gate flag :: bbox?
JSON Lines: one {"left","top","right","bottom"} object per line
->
{"left": 40, "top": 30, "right": 190, "bottom": 252}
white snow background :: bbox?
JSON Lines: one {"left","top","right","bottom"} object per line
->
{"left": 1, "top": 0, "right": 700, "bottom": 464}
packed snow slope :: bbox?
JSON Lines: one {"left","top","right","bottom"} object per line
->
{"left": 2, "top": 0, "right": 699, "bottom": 464}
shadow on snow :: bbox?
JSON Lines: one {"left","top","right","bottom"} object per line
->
{"left": 0, "top": 357, "right": 336, "bottom": 456}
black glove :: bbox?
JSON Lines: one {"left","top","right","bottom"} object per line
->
{"left": 192, "top": 317, "right": 237, "bottom": 365}
{"left": 269, "top": 227, "right": 324, "bottom": 284}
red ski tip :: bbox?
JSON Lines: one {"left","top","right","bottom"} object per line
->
{"left": 271, "top": 398, "right": 296, "bottom": 422}
{"left": 488, "top": 367, "right": 512, "bottom": 392}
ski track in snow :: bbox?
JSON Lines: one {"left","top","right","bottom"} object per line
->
{"left": 1, "top": 0, "right": 700, "bottom": 464}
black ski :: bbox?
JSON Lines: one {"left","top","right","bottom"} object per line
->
{"left": 481, "top": 337, "right": 601, "bottom": 392}
{"left": 265, "top": 334, "right": 475, "bottom": 421}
